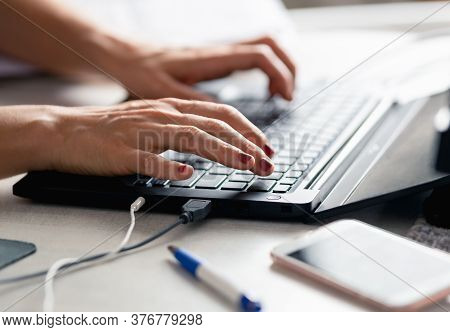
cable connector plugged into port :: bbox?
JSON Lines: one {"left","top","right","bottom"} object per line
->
{"left": 178, "top": 199, "right": 212, "bottom": 224}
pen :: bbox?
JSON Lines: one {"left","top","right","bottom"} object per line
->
{"left": 168, "top": 245, "right": 262, "bottom": 312}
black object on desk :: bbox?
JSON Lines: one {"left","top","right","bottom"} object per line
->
{"left": 434, "top": 91, "right": 450, "bottom": 173}
{"left": 425, "top": 90, "right": 450, "bottom": 229}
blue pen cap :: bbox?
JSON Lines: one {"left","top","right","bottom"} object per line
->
{"left": 240, "top": 295, "right": 262, "bottom": 312}
{"left": 174, "top": 248, "right": 201, "bottom": 277}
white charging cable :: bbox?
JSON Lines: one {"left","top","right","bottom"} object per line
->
{"left": 43, "top": 197, "right": 146, "bottom": 312}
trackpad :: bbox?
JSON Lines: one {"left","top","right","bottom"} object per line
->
{"left": 0, "top": 239, "right": 36, "bottom": 270}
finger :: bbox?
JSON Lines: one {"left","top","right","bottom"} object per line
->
{"left": 157, "top": 74, "right": 216, "bottom": 102}
{"left": 162, "top": 110, "right": 274, "bottom": 175}
{"left": 198, "top": 45, "right": 294, "bottom": 100}
{"left": 162, "top": 98, "right": 275, "bottom": 157}
{"left": 159, "top": 124, "right": 265, "bottom": 173}
{"left": 126, "top": 149, "right": 194, "bottom": 180}
{"left": 115, "top": 103, "right": 273, "bottom": 175}
{"left": 238, "top": 36, "right": 297, "bottom": 78}
{"left": 188, "top": 116, "right": 274, "bottom": 176}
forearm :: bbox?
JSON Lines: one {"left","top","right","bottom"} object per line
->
{"left": 0, "top": 0, "right": 137, "bottom": 78}
{"left": 0, "top": 105, "right": 57, "bottom": 179}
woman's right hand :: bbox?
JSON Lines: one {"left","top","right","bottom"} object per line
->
{"left": 31, "top": 99, "right": 276, "bottom": 181}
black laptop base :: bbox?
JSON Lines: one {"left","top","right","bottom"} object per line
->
{"left": 13, "top": 171, "right": 321, "bottom": 221}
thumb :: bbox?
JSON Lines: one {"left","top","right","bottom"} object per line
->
{"left": 126, "top": 149, "right": 194, "bottom": 180}
{"left": 160, "top": 75, "right": 216, "bottom": 102}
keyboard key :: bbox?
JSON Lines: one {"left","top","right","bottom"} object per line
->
{"left": 191, "top": 160, "right": 213, "bottom": 170}
{"left": 277, "top": 150, "right": 299, "bottom": 158}
{"left": 272, "top": 156, "right": 297, "bottom": 165}
{"left": 269, "top": 141, "right": 284, "bottom": 150}
{"left": 274, "top": 164, "right": 290, "bottom": 173}
{"left": 195, "top": 174, "right": 227, "bottom": 189}
{"left": 314, "top": 137, "right": 333, "bottom": 146}
{"left": 134, "top": 177, "right": 153, "bottom": 187}
{"left": 283, "top": 141, "right": 308, "bottom": 152}
{"left": 319, "top": 131, "right": 337, "bottom": 140}
{"left": 286, "top": 146, "right": 307, "bottom": 155}
{"left": 308, "top": 143, "right": 327, "bottom": 152}
{"left": 209, "top": 166, "right": 234, "bottom": 175}
{"left": 276, "top": 149, "right": 294, "bottom": 157}
{"left": 166, "top": 151, "right": 190, "bottom": 162}
{"left": 280, "top": 177, "right": 297, "bottom": 185}
{"left": 151, "top": 179, "right": 170, "bottom": 186}
{"left": 170, "top": 170, "right": 204, "bottom": 188}
{"left": 234, "top": 170, "right": 254, "bottom": 175}
{"left": 258, "top": 172, "right": 283, "bottom": 181}
{"left": 292, "top": 163, "right": 308, "bottom": 171}
{"left": 229, "top": 174, "right": 254, "bottom": 182}
{"left": 291, "top": 162, "right": 309, "bottom": 172}
{"left": 296, "top": 157, "right": 315, "bottom": 165}
{"left": 301, "top": 151, "right": 320, "bottom": 159}
{"left": 285, "top": 170, "right": 303, "bottom": 178}
{"left": 221, "top": 181, "right": 247, "bottom": 191}
{"left": 273, "top": 184, "right": 291, "bottom": 193}
{"left": 247, "top": 179, "right": 276, "bottom": 192}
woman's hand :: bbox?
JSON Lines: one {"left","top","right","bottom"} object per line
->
{"left": 105, "top": 36, "right": 296, "bottom": 101}
{"left": 0, "top": 100, "right": 275, "bottom": 180}
{"left": 0, "top": 1, "right": 295, "bottom": 100}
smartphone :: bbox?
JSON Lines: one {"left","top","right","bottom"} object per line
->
{"left": 0, "top": 239, "right": 36, "bottom": 270}
{"left": 271, "top": 219, "right": 450, "bottom": 311}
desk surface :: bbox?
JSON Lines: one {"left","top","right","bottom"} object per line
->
{"left": 1, "top": 2, "right": 450, "bottom": 312}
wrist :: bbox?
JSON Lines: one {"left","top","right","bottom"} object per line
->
{"left": 81, "top": 29, "right": 144, "bottom": 77}
{"left": 26, "top": 106, "right": 63, "bottom": 172}
{"left": 0, "top": 105, "right": 61, "bottom": 176}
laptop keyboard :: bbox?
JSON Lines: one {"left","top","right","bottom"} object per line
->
{"left": 130, "top": 87, "right": 374, "bottom": 194}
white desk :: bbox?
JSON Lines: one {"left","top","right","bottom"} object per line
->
{"left": 1, "top": 2, "right": 450, "bottom": 312}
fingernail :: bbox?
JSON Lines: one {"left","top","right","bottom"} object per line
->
{"left": 260, "top": 158, "right": 274, "bottom": 172}
{"left": 263, "top": 144, "right": 275, "bottom": 158}
{"left": 178, "top": 164, "right": 189, "bottom": 173}
{"left": 239, "top": 153, "right": 253, "bottom": 164}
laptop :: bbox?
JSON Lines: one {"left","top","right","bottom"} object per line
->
{"left": 11, "top": 1, "right": 450, "bottom": 219}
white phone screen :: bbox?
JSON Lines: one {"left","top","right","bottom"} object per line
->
{"left": 287, "top": 223, "right": 450, "bottom": 305}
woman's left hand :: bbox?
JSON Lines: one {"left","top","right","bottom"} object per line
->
{"left": 105, "top": 36, "right": 296, "bottom": 102}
